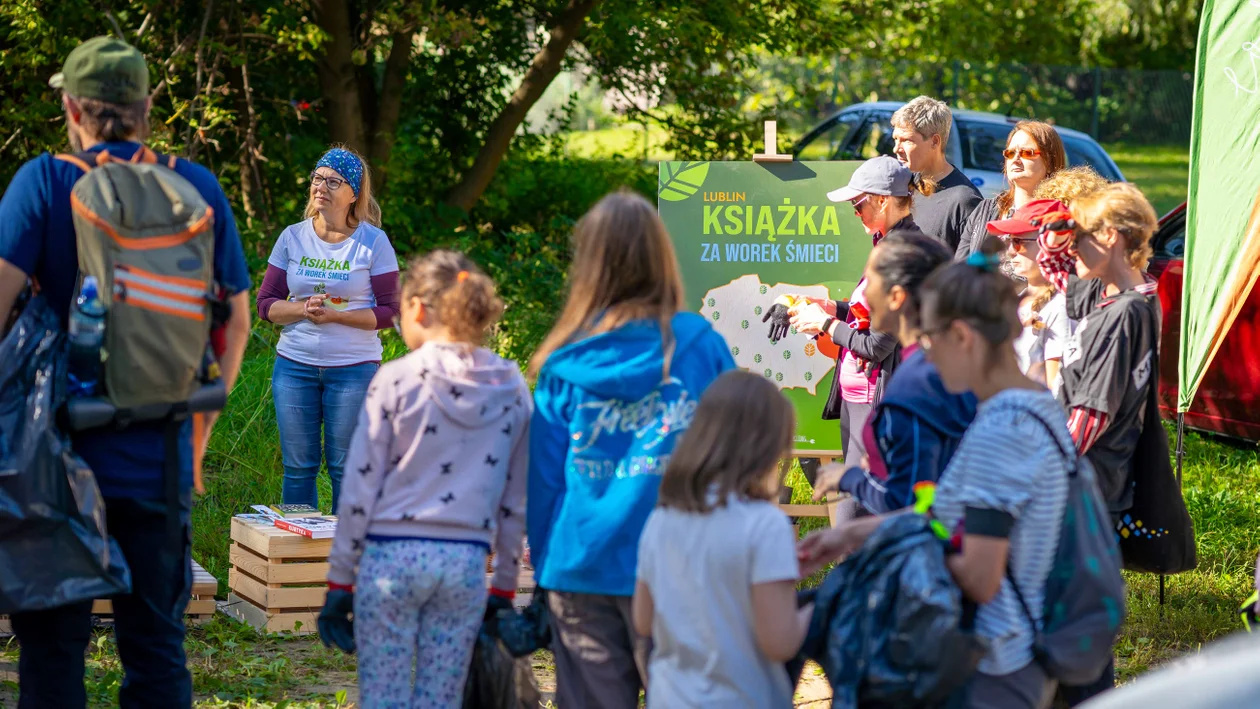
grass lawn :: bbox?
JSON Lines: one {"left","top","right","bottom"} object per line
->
{"left": 3, "top": 322, "right": 1252, "bottom": 707}
{"left": 1105, "top": 142, "right": 1190, "bottom": 216}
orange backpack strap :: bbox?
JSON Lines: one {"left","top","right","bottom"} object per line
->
{"left": 54, "top": 153, "right": 93, "bottom": 173}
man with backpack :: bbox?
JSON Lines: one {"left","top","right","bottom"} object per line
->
{"left": 0, "top": 36, "right": 251, "bottom": 707}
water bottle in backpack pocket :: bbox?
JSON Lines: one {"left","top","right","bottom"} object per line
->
{"left": 67, "top": 275, "right": 107, "bottom": 397}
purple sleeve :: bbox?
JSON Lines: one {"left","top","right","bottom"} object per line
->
{"left": 256, "top": 264, "right": 289, "bottom": 322}
{"left": 370, "top": 271, "right": 400, "bottom": 330}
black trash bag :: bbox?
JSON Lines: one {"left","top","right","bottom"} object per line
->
{"left": 800, "top": 514, "right": 986, "bottom": 709}
{"left": 494, "top": 589, "right": 552, "bottom": 657}
{"left": 462, "top": 624, "right": 541, "bottom": 709}
{"left": 0, "top": 295, "right": 130, "bottom": 613}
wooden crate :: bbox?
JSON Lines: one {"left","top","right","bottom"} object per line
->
{"left": 226, "top": 516, "right": 334, "bottom": 635}
{"left": 0, "top": 559, "right": 218, "bottom": 634}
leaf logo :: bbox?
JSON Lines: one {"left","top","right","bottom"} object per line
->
{"left": 658, "top": 161, "right": 710, "bottom": 202}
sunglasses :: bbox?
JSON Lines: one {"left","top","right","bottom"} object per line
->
{"left": 852, "top": 195, "right": 870, "bottom": 216}
{"left": 1002, "top": 148, "right": 1043, "bottom": 161}
{"left": 310, "top": 173, "right": 347, "bottom": 191}
{"left": 999, "top": 234, "right": 1039, "bottom": 254}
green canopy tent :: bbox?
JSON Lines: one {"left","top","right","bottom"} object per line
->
{"left": 1182, "top": 2, "right": 1260, "bottom": 447}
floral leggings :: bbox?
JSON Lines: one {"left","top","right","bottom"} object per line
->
{"left": 355, "top": 538, "right": 487, "bottom": 709}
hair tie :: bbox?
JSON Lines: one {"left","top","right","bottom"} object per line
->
{"left": 965, "top": 251, "right": 1001, "bottom": 272}
{"left": 456, "top": 270, "right": 469, "bottom": 283}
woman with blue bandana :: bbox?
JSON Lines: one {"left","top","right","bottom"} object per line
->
{"left": 256, "top": 147, "right": 400, "bottom": 511}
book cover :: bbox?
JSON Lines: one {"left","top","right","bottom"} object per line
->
{"left": 250, "top": 504, "right": 281, "bottom": 519}
{"left": 273, "top": 516, "right": 338, "bottom": 539}
{"left": 268, "top": 503, "right": 322, "bottom": 518}
{"left": 234, "top": 513, "right": 279, "bottom": 526}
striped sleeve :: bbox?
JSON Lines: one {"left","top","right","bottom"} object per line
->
{"left": 1067, "top": 406, "right": 1110, "bottom": 454}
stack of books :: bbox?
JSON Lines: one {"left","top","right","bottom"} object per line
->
{"left": 237, "top": 504, "right": 338, "bottom": 539}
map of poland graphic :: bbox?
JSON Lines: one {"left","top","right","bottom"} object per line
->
{"left": 699, "top": 274, "right": 836, "bottom": 395}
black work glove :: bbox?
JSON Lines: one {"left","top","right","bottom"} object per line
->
{"left": 318, "top": 588, "right": 356, "bottom": 654}
{"left": 762, "top": 303, "right": 792, "bottom": 344}
{"left": 482, "top": 592, "right": 515, "bottom": 637}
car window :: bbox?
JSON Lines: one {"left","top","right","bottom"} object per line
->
{"left": 796, "top": 113, "right": 862, "bottom": 160}
{"left": 1062, "top": 137, "right": 1122, "bottom": 181}
{"left": 1152, "top": 214, "right": 1186, "bottom": 260}
{"left": 956, "top": 120, "right": 1011, "bottom": 173}
{"left": 844, "top": 111, "right": 895, "bottom": 160}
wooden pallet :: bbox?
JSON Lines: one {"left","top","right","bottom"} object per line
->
{"left": 226, "top": 516, "right": 334, "bottom": 635}
{"left": 0, "top": 559, "right": 218, "bottom": 634}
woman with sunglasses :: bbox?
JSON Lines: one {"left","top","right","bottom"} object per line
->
{"left": 256, "top": 147, "right": 399, "bottom": 512}
{"left": 985, "top": 199, "right": 1075, "bottom": 394}
{"left": 956, "top": 121, "right": 1067, "bottom": 260}
{"left": 788, "top": 157, "right": 929, "bottom": 514}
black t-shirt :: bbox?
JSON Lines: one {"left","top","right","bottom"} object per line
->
{"left": 911, "top": 167, "right": 983, "bottom": 253}
{"left": 1057, "top": 276, "right": 1161, "bottom": 511}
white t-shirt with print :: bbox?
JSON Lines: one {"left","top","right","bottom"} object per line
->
{"left": 1014, "top": 292, "right": 1074, "bottom": 392}
{"left": 636, "top": 495, "right": 799, "bottom": 709}
{"left": 267, "top": 219, "right": 399, "bottom": 367}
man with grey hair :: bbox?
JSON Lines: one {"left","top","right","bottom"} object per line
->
{"left": 890, "top": 96, "right": 982, "bottom": 252}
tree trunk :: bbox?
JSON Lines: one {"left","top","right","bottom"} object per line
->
{"left": 312, "top": 0, "right": 368, "bottom": 153}
{"left": 444, "top": 0, "right": 600, "bottom": 212}
{"left": 369, "top": 29, "right": 414, "bottom": 193}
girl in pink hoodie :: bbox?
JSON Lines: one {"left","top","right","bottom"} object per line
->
{"left": 319, "top": 250, "right": 531, "bottom": 708}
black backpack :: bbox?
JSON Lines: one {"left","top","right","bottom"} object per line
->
{"left": 1006, "top": 409, "right": 1127, "bottom": 686}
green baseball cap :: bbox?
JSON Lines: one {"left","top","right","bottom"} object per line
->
{"left": 49, "top": 36, "right": 149, "bottom": 104}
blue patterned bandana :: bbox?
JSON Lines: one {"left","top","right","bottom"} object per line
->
{"left": 315, "top": 148, "right": 364, "bottom": 196}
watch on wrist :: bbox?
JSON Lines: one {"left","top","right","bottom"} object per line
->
{"left": 821, "top": 316, "right": 836, "bottom": 337}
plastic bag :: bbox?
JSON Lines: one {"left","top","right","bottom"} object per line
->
{"left": 462, "top": 625, "right": 541, "bottom": 709}
{"left": 494, "top": 589, "right": 552, "bottom": 657}
{"left": 0, "top": 295, "right": 130, "bottom": 613}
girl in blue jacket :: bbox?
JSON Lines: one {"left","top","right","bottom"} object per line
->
{"left": 527, "top": 190, "right": 735, "bottom": 709}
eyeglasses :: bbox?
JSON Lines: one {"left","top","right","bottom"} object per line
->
{"left": 917, "top": 321, "right": 954, "bottom": 352}
{"left": 1003, "top": 147, "right": 1043, "bottom": 161}
{"left": 852, "top": 195, "right": 870, "bottom": 216}
{"left": 310, "top": 173, "right": 347, "bottom": 191}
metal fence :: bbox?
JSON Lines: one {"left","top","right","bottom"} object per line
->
{"left": 750, "top": 57, "right": 1194, "bottom": 148}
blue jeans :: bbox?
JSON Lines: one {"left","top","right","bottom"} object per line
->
{"left": 272, "top": 356, "right": 377, "bottom": 512}
{"left": 11, "top": 495, "right": 193, "bottom": 709}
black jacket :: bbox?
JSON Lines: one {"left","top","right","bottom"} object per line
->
{"left": 955, "top": 197, "right": 1000, "bottom": 260}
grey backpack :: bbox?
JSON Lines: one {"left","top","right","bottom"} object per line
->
{"left": 1008, "top": 410, "right": 1127, "bottom": 686}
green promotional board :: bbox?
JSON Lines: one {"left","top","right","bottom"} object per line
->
{"left": 657, "top": 160, "right": 870, "bottom": 454}
{"left": 1181, "top": 0, "right": 1260, "bottom": 411}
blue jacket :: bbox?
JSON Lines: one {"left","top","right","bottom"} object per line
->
{"left": 839, "top": 348, "right": 977, "bottom": 513}
{"left": 527, "top": 312, "right": 735, "bottom": 596}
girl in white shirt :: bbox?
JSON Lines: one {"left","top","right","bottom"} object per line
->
{"left": 633, "top": 370, "right": 811, "bottom": 709}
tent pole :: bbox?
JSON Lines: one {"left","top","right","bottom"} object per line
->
{"left": 1175, "top": 413, "right": 1186, "bottom": 485}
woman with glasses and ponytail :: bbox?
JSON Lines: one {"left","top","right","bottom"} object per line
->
{"left": 256, "top": 147, "right": 400, "bottom": 512}
{"left": 957, "top": 121, "right": 1067, "bottom": 260}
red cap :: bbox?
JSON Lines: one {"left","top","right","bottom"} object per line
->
{"left": 986, "top": 199, "right": 1069, "bottom": 236}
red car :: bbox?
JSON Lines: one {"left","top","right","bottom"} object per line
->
{"left": 1150, "top": 202, "right": 1260, "bottom": 441}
